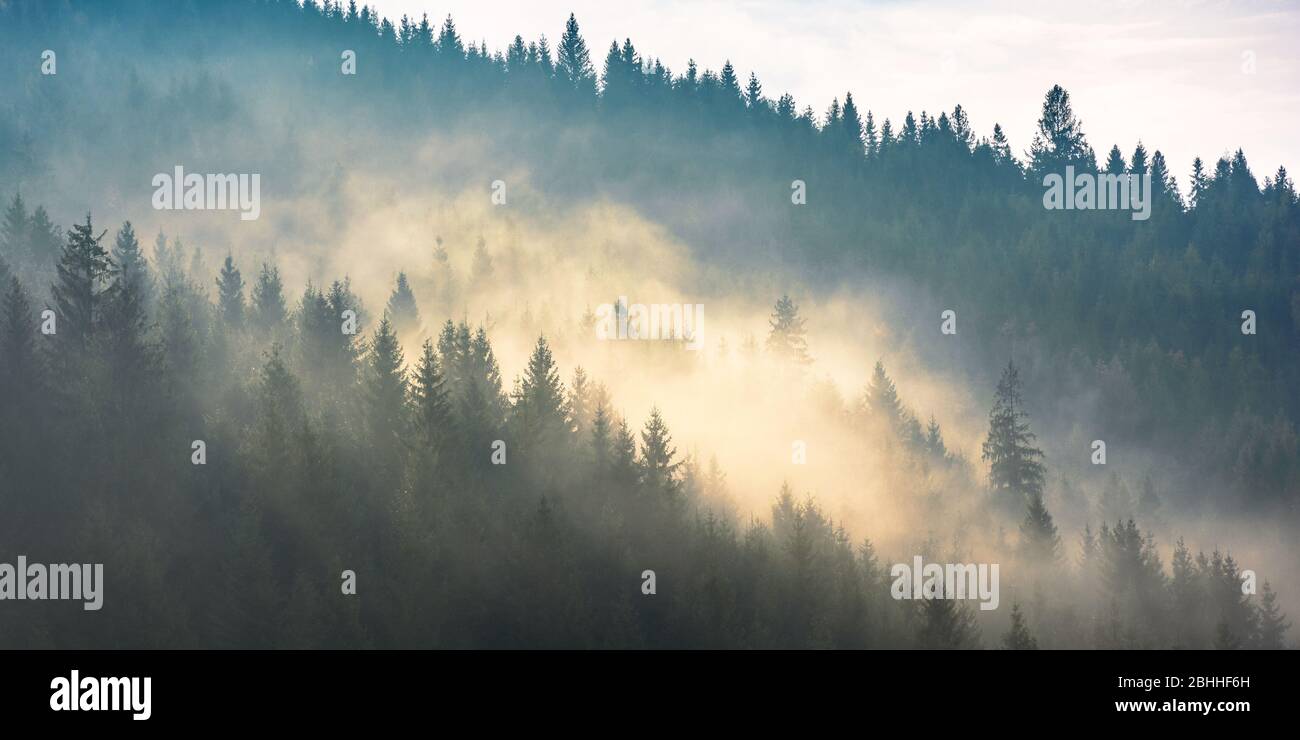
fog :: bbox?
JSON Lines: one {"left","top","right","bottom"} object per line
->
{"left": 1, "top": 0, "right": 1293, "bottom": 647}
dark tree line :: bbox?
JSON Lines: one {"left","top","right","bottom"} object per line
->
{"left": 0, "top": 217, "right": 1290, "bottom": 647}
{"left": 0, "top": 0, "right": 1294, "bottom": 647}
{"left": 2, "top": 0, "right": 1294, "bottom": 513}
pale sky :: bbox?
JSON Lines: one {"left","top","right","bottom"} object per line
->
{"left": 366, "top": 0, "right": 1300, "bottom": 188}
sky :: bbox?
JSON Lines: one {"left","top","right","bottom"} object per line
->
{"left": 364, "top": 0, "right": 1300, "bottom": 190}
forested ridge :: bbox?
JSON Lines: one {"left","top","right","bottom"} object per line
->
{"left": 0, "top": 0, "right": 1295, "bottom": 647}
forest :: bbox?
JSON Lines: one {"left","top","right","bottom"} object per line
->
{"left": 0, "top": 0, "right": 1294, "bottom": 648}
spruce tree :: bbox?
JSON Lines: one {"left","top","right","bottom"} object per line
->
{"left": 251, "top": 262, "right": 286, "bottom": 335}
{"left": 364, "top": 315, "right": 410, "bottom": 487}
{"left": 556, "top": 13, "right": 595, "bottom": 96}
{"left": 110, "top": 221, "right": 154, "bottom": 311}
{"left": 386, "top": 271, "right": 420, "bottom": 336}
{"left": 0, "top": 275, "right": 37, "bottom": 390}
{"left": 863, "top": 360, "right": 903, "bottom": 430}
{"left": 1128, "top": 142, "right": 1149, "bottom": 175}
{"left": 27, "top": 206, "right": 61, "bottom": 271}
{"left": 611, "top": 415, "right": 639, "bottom": 489}
{"left": 435, "top": 14, "right": 463, "bottom": 59}
{"left": 924, "top": 415, "right": 947, "bottom": 458}
{"left": 588, "top": 383, "right": 613, "bottom": 477}
{"left": 1020, "top": 491, "right": 1061, "bottom": 562}
{"left": 1029, "top": 84, "right": 1094, "bottom": 172}
{"left": 1254, "top": 581, "right": 1290, "bottom": 649}
{"left": 1002, "top": 602, "right": 1039, "bottom": 649}
{"left": 216, "top": 255, "right": 245, "bottom": 329}
{"left": 840, "top": 92, "right": 864, "bottom": 156}
{"left": 744, "top": 72, "right": 762, "bottom": 109}
{"left": 103, "top": 223, "right": 158, "bottom": 416}
{"left": 917, "top": 597, "right": 979, "bottom": 649}
{"left": 1104, "top": 145, "right": 1126, "bottom": 174}
{"left": 511, "top": 335, "right": 570, "bottom": 463}
{"left": 249, "top": 343, "right": 305, "bottom": 474}
{"left": 411, "top": 338, "right": 452, "bottom": 490}
{"left": 470, "top": 237, "right": 493, "bottom": 286}
{"left": 1, "top": 192, "right": 28, "bottom": 264}
{"left": 638, "top": 406, "right": 680, "bottom": 500}
{"left": 981, "top": 360, "right": 1045, "bottom": 508}
{"left": 568, "top": 366, "right": 592, "bottom": 439}
{"left": 765, "top": 294, "right": 811, "bottom": 365}
{"left": 50, "top": 213, "right": 111, "bottom": 352}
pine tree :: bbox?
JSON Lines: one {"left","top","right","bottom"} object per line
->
{"left": 1, "top": 192, "right": 29, "bottom": 264}
{"left": 1079, "top": 524, "right": 1098, "bottom": 569}
{"left": 1019, "top": 491, "right": 1060, "bottom": 562}
{"left": 26, "top": 206, "right": 61, "bottom": 271}
{"left": 410, "top": 338, "right": 452, "bottom": 491}
{"left": 990, "top": 123, "right": 1014, "bottom": 167}
{"left": 102, "top": 223, "right": 158, "bottom": 415}
{"left": 601, "top": 41, "right": 626, "bottom": 103}
{"left": 949, "top": 104, "right": 973, "bottom": 149}
{"left": 638, "top": 406, "right": 680, "bottom": 500}
{"left": 506, "top": 35, "right": 529, "bottom": 75}
{"left": 249, "top": 343, "right": 305, "bottom": 475}
{"left": 511, "top": 335, "right": 570, "bottom": 463}
{"left": 1029, "top": 84, "right": 1094, "bottom": 172}
{"left": 386, "top": 271, "right": 420, "bottom": 336}
{"left": 251, "top": 262, "right": 286, "bottom": 335}
{"left": 924, "top": 414, "right": 947, "bottom": 458}
{"left": 839, "top": 92, "right": 864, "bottom": 156}
{"left": 568, "top": 366, "right": 592, "bottom": 438}
{"left": 1149, "top": 151, "right": 1182, "bottom": 209}
{"left": 776, "top": 93, "right": 795, "bottom": 121}
{"left": 981, "top": 360, "right": 1046, "bottom": 508}
{"left": 1104, "top": 145, "right": 1126, "bottom": 174}
{"left": 588, "top": 383, "right": 613, "bottom": 477}
{"left": 1254, "top": 581, "right": 1290, "bottom": 649}
{"left": 917, "top": 596, "right": 979, "bottom": 649}
{"left": 863, "top": 111, "right": 879, "bottom": 157}
{"left": 364, "top": 315, "right": 410, "bottom": 478}
{"left": 1214, "top": 621, "right": 1242, "bottom": 650}
{"left": 216, "top": 254, "right": 245, "bottom": 329}
{"left": 50, "top": 213, "right": 111, "bottom": 352}
{"left": 157, "top": 282, "right": 200, "bottom": 399}
{"left": 154, "top": 230, "right": 184, "bottom": 291}
{"left": 556, "top": 13, "right": 595, "bottom": 96}
{"left": 1168, "top": 537, "right": 1203, "bottom": 646}
{"left": 0, "top": 275, "right": 37, "bottom": 390}
{"left": 611, "top": 415, "right": 639, "bottom": 489}
{"left": 879, "top": 118, "right": 895, "bottom": 156}
{"left": 1002, "top": 602, "right": 1039, "bottom": 649}
{"left": 765, "top": 294, "right": 811, "bottom": 365}
{"left": 862, "top": 360, "right": 903, "bottom": 430}
{"left": 719, "top": 61, "right": 741, "bottom": 101}
{"left": 188, "top": 242, "right": 207, "bottom": 290}
{"left": 435, "top": 14, "right": 463, "bottom": 60}
{"left": 1128, "top": 142, "right": 1149, "bottom": 175}
{"left": 1190, "top": 157, "right": 1208, "bottom": 209}
{"left": 744, "top": 72, "right": 762, "bottom": 109}
{"left": 109, "top": 222, "right": 153, "bottom": 310}
{"left": 470, "top": 237, "right": 493, "bottom": 286}
{"left": 901, "top": 111, "right": 918, "bottom": 145}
